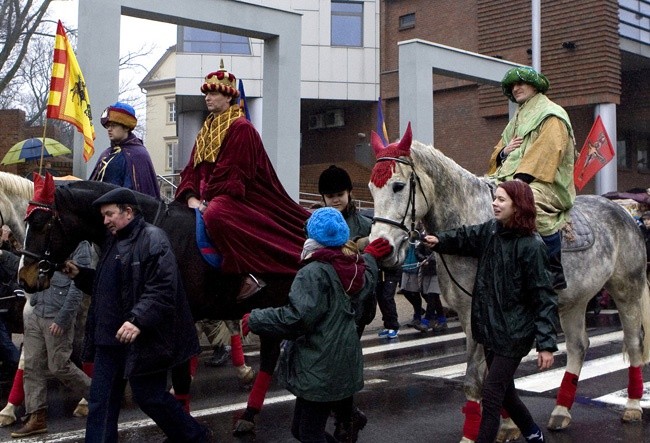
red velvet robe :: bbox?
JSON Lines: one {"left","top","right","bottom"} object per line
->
{"left": 176, "top": 116, "right": 310, "bottom": 274}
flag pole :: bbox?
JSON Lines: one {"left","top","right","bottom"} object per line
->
{"left": 39, "top": 118, "right": 50, "bottom": 176}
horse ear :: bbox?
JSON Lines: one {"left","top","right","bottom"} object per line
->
{"left": 396, "top": 122, "right": 412, "bottom": 154}
{"left": 371, "top": 131, "right": 387, "bottom": 157}
{"left": 32, "top": 171, "right": 55, "bottom": 206}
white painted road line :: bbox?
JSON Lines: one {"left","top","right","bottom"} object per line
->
{"left": 413, "top": 331, "right": 624, "bottom": 379}
{"left": 595, "top": 382, "right": 650, "bottom": 408}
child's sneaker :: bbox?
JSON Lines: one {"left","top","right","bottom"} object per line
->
{"left": 432, "top": 317, "right": 448, "bottom": 332}
{"left": 414, "top": 318, "right": 431, "bottom": 332}
{"left": 378, "top": 329, "right": 399, "bottom": 339}
{"left": 524, "top": 425, "right": 545, "bottom": 442}
{"left": 405, "top": 315, "right": 421, "bottom": 328}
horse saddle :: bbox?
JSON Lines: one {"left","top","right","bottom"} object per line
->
{"left": 561, "top": 206, "right": 595, "bottom": 252}
{"left": 195, "top": 208, "right": 223, "bottom": 268}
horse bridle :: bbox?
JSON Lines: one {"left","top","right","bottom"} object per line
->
{"left": 372, "top": 156, "right": 429, "bottom": 245}
{"left": 372, "top": 156, "right": 475, "bottom": 297}
{"left": 20, "top": 201, "right": 64, "bottom": 278}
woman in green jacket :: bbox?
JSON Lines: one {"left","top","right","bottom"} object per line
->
{"left": 424, "top": 180, "right": 557, "bottom": 443}
{"left": 244, "top": 208, "right": 390, "bottom": 442}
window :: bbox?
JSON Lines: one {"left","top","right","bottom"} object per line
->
{"left": 167, "top": 101, "right": 176, "bottom": 124}
{"left": 617, "top": 140, "right": 629, "bottom": 169}
{"left": 331, "top": 1, "right": 363, "bottom": 47}
{"left": 399, "top": 13, "right": 415, "bottom": 30}
{"left": 637, "top": 139, "right": 650, "bottom": 172}
{"left": 165, "top": 141, "right": 177, "bottom": 171}
{"left": 180, "top": 27, "right": 251, "bottom": 54}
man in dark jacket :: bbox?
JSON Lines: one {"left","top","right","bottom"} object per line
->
{"left": 63, "top": 187, "right": 208, "bottom": 442}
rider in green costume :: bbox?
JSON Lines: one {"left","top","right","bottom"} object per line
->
{"left": 487, "top": 66, "right": 576, "bottom": 289}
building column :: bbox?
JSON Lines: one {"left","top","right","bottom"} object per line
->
{"left": 594, "top": 103, "right": 617, "bottom": 194}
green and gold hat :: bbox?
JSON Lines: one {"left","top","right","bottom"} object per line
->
{"left": 501, "top": 66, "right": 549, "bottom": 102}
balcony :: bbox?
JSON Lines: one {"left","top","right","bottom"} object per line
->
{"left": 620, "top": 0, "right": 650, "bottom": 45}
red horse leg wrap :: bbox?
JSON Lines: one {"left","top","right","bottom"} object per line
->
{"left": 175, "top": 394, "right": 191, "bottom": 413}
{"left": 461, "top": 400, "right": 481, "bottom": 441}
{"left": 500, "top": 408, "right": 510, "bottom": 419}
{"left": 231, "top": 334, "right": 245, "bottom": 367}
{"left": 628, "top": 366, "right": 643, "bottom": 399}
{"left": 7, "top": 368, "right": 24, "bottom": 406}
{"left": 189, "top": 355, "right": 199, "bottom": 378}
{"left": 556, "top": 371, "right": 579, "bottom": 409}
{"left": 248, "top": 370, "right": 272, "bottom": 411}
{"left": 82, "top": 362, "right": 94, "bottom": 378}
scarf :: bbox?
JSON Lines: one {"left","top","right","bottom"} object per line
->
{"left": 308, "top": 247, "right": 367, "bottom": 295}
{"left": 193, "top": 105, "right": 243, "bottom": 166}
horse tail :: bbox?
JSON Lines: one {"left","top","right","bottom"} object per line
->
{"left": 641, "top": 277, "right": 650, "bottom": 364}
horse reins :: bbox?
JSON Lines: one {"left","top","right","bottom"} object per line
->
{"left": 20, "top": 201, "right": 65, "bottom": 277}
{"left": 372, "top": 156, "right": 428, "bottom": 244}
{"left": 372, "top": 156, "right": 474, "bottom": 297}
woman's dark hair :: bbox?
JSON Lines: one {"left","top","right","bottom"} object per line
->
{"left": 498, "top": 180, "right": 536, "bottom": 235}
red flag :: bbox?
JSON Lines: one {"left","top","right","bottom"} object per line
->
{"left": 573, "top": 116, "right": 615, "bottom": 191}
{"left": 47, "top": 20, "right": 95, "bottom": 161}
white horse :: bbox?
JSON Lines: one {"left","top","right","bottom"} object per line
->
{"left": 0, "top": 171, "right": 33, "bottom": 244}
{"left": 368, "top": 124, "right": 650, "bottom": 443}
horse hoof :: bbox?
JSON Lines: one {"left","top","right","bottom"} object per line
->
{"left": 0, "top": 413, "right": 16, "bottom": 427}
{"left": 73, "top": 403, "right": 88, "bottom": 417}
{"left": 622, "top": 408, "right": 642, "bottom": 422}
{"left": 547, "top": 413, "right": 571, "bottom": 430}
{"left": 239, "top": 367, "right": 257, "bottom": 385}
{"left": 233, "top": 418, "right": 256, "bottom": 436}
{"left": 496, "top": 418, "right": 521, "bottom": 442}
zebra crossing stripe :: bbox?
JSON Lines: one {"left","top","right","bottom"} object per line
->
{"left": 514, "top": 354, "right": 628, "bottom": 392}
{"left": 594, "top": 382, "right": 650, "bottom": 408}
{"left": 412, "top": 331, "right": 624, "bottom": 379}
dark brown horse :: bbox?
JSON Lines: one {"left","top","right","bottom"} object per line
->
{"left": 18, "top": 179, "right": 296, "bottom": 433}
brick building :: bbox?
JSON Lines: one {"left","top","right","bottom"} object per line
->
{"left": 380, "top": 0, "right": 650, "bottom": 194}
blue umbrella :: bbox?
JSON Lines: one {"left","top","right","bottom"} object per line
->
{"left": 1, "top": 138, "right": 72, "bottom": 165}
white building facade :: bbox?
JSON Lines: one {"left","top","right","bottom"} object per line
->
{"left": 139, "top": 0, "right": 382, "bottom": 199}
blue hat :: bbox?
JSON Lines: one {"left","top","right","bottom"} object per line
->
{"left": 306, "top": 207, "right": 349, "bottom": 247}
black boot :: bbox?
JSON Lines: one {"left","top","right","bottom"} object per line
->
{"left": 236, "top": 274, "right": 266, "bottom": 302}
{"left": 334, "top": 406, "right": 367, "bottom": 442}
{"left": 548, "top": 250, "right": 567, "bottom": 290}
{"left": 205, "top": 344, "right": 231, "bottom": 367}
{"left": 542, "top": 232, "right": 566, "bottom": 290}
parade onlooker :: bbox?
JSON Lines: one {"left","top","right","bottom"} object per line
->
{"left": 487, "top": 66, "right": 575, "bottom": 289}
{"left": 11, "top": 242, "right": 93, "bottom": 438}
{"left": 424, "top": 180, "right": 557, "bottom": 443}
{"left": 639, "top": 211, "right": 650, "bottom": 267}
{"left": 0, "top": 242, "right": 20, "bottom": 384}
{"left": 243, "top": 208, "right": 390, "bottom": 442}
{"left": 63, "top": 187, "right": 210, "bottom": 442}
{"left": 89, "top": 102, "right": 160, "bottom": 199}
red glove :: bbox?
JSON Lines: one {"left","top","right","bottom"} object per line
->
{"left": 241, "top": 313, "right": 251, "bottom": 337}
{"left": 364, "top": 238, "right": 392, "bottom": 260}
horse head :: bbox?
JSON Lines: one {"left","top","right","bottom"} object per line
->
{"left": 368, "top": 123, "right": 431, "bottom": 268}
{"left": 19, "top": 173, "right": 75, "bottom": 292}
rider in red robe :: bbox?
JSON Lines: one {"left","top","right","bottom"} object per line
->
{"left": 175, "top": 63, "right": 310, "bottom": 285}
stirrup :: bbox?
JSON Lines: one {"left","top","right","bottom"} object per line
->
{"left": 237, "top": 274, "right": 266, "bottom": 302}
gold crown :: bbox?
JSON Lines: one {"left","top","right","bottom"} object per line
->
{"left": 200, "top": 59, "right": 239, "bottom": 97}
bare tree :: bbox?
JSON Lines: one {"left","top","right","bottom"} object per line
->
{"left": 0, "top": 0, "right": 54, "bottom": 94}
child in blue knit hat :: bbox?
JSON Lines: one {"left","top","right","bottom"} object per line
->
{"left": 242, "top": 208, "right": 391, "bottom": 442}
